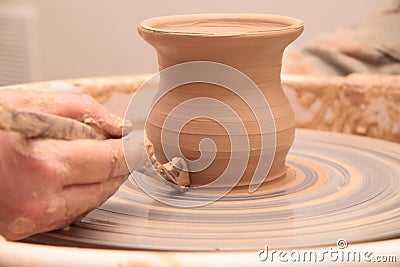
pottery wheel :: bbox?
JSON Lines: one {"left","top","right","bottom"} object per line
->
{"left": 26, "top": 129, "right": 400, "bottom": 251}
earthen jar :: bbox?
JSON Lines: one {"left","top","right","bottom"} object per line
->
{"left": 138, "top": 14, "right": 303, "bottom": 188}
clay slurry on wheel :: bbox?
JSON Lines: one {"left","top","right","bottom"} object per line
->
{"left": 26, "top": 130, "right": 400, "bottom": 251}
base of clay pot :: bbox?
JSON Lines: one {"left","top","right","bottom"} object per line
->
{"left": 226, "top": 166, "right": 295, "bottom": 194}
{"left": 149, "top": 139, "right": 290, "bottom": 189}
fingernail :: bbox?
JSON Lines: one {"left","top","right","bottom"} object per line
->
{"left": 121, "top": 119, "right": 133, "bottom": 135}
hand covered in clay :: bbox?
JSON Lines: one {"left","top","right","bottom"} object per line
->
{"left": 0, "top": 89, "right": 133, "bottom": 240}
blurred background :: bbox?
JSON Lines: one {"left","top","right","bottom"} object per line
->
{"left": 0, "top": 0, "right": 394, "bottom": 86}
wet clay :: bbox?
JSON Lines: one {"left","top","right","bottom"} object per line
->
{"left": 138, "top": 14, "right": 304, "bottom": 187}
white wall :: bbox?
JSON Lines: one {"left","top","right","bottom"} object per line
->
{"left": 0, "top": 0, "right": 394, "bottom": 82}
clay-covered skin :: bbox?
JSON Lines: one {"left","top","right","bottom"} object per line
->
{"left": 0, "top": 89, "right": 133, "bottom": 240}
{"left": 139, "top": 14, "right": 303, "bottom": 187}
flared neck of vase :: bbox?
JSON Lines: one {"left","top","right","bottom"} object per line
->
{"left": 139, "top": 14, "right": 303, "bottom": 82}
{"left": 139, "top": 14, "right": 303, "bottom": 52}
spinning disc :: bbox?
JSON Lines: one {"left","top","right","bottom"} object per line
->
{"left": 27, "top": 130, "right": 400, "bottom": 251}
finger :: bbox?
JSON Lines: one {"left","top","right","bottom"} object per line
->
{"left": 57, "top": 138, "right": 128, "bottom": 186}
{"left": 59, "top": 174, "right": 128, "bottom": 219}
{"left": 49, "top": 137, "right": 147, "bottom": 186}
{"left": 1, "top": 89, "right": 126, "bottom": 138}
{"left": 43, "top": 93, "right": 127, "bottom": 138}
{"left": 24, "top": 174, "right": 128, "bottom": 238}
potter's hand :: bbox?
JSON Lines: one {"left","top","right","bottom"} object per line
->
{"left": 0, "top": 89, "right": 129, "bottom": 240}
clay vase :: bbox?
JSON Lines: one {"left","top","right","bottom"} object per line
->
{"left": 138, "top": 14, "right": 303, "bottom": 188}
